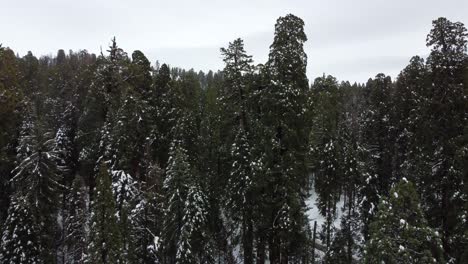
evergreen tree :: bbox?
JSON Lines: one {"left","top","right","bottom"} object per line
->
{"left": 260, "top": 14, "right": 310, "bottom": 262}
{"left": 226, "top": 127, "right": 255, "bottom": 263}
{"left": 198, "top": 72, "right": 238, "bottom": 263}
{"left": 128, "top": 158, "right": 163, "bottom": 264}
{"left": 220, "top": 38, "right": 254, "bottom": 130}
{"left": 364, "top": 180, "right": 444, "bottom": 263}
{"left": 176, "top": 183, "right": 213, "bottom": 263}
{"left": 77, "top": 38, "right": 129, "bottom": 193}
{"left": 161, "top": 143, "right": 190, "bottom": 263}
{"left": 64, "top": 176, "right": 88, "bottom": 264}
{"left": 220, "top": 37, "right": 256, "bottom": 263}
{"left": 129, "top": 50, "right": 152, "bottom": 97}
{"left": 309, "top": 75, "right": 342, "bottom": 250}
{"left": 87, "top": 162, "right": 122, "bottom": 264}
{"left": 423, "top": 17, "right": 467, "bottom": 260}
{"left": 0, "top": 47, "right": 22, "bottom": 226}
{"left": 152, "top": 63, "right": 178, "bottom": 168}
{"left": 392, "top": 56, "right": 430, "bottom": 183}
{"left": 9, "top": 102, "right": 62, "bottom": 263}
{"left": 360, "top": 73, "right": 395, "bottom": 237}
{"left": 162, "top": 141, "right": 214, "bottom": 263}
{"left": 0, "top": 195, "right": 42, "bottom": 264}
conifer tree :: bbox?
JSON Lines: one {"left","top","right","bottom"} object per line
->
{"left": 260, "top": 13, "right": 310, "bottom": 262}
{"left": 0, "top": 47, "right": 22, "bottom": 226}
{"left": 220, "top": 37, "right": 256, "bottom": 264}
{"left": 176, "top": 183, "right": 213, "bottom": 263}
{"left": 152, "top": 63, "right": 177, "bottom": 168}
{"left": 360, "top": 73, "right": 394, "bottom": 237}
{"left": 128, "top": 158, "right": 163, "bottom": 264}
{"left": 0, "top": 195, "right": 42, "bottom": 264}
{"left": 64, "top": 175, "right": 88, "bottom": 264}
{"left": 364, "top": 180, "right": 444, "bottom": 263}
{"left": 9, "top": 102, "right": 62, "bottom": 263}
{"left": 161, "top": 143, "right": 190, "bottom": 263}
{"left": 129, "top": 50, "right": 152, "bottom": 97}
{"left": 162, "top": 141, "right": 214, "bottom": 263}
{"left": 220, "top": 38, "right": 254, "bottom": 130}
{"left": 423, "top": 17, "right": 467, "bottom": 259}
{"left": 87, "top": 162, "right": 122, "bottom": 264}
{"left": 392, "top": 56, "right": 430, "bottom": 182}
{"left": 226, "top": 127, "right": 255, "bottom": 263}
{"left": 77, "top": 38, "right": 129, "bottom": 192}
{"left": 309, "top": 75, "right": 342, "bottom": 250}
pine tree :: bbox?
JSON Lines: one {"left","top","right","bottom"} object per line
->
{"left": 220, "top": 37, "right": 256, "bottom": 264}
{"left": 423, "top": 17, "right": 467, "bottom": 260}
{"left": 152, "top": 63, "right": 178, "bottom": 168}
{"left": 128, "top": 158, "right": 163, "bottom": 264}
{"left": 226, "top": 127, "right": 255, "bottom": 263}
{"left": 220, "top": 38, "right": 254, "bottom": 130}
{"left": 360, "top": 73, "right": 395, "bottom": 237}
{"left": 364, "top": 180, "right": 444, "bottom": 263}
{"left": 64, "top": 176, "right": 88, "bottom": 264}
{"left": 9, "top": 102, "right": 62, "bottom": 263}
{"left": 55, "top": 106, "right": 79, "bottom": 263}
{"left": 309, "top": 75, "right": 342, "bottom": 250}
{"left": 172, "top": 70, "right": 203, "bottom": 165}
{"left": 198, "top": 71, "right": 238, "bottom": 263}
{"left": 0, "top": 194, "right": 42, "bottom": 264}
{"left": 87, "top": 162, "right": 122, "bottom": 264}
{"left": 77, "top": 38, "right": 129, "bottom": 193}
{"left": 259, "top": 14, "right": 310, "bottom": 262}
{"left": 458, "top": 122, "right": 468, "bottom": 263}
{"left": 0, "top": 47, "right": 22, "bottom": 227}
{"left": 392, "top": 56, "right": 430, "bottom": 183}
{"left": 176, "top": 183, "right": 213, "bottom": 263}
{"left": 162, "top": 142, "right": 214, "bottom": 263}
{"left": 161, "top": 143, "right": 190, "bottom": 263}
{"left": 325, "top": 206, "right": 362, "bottom": 264}
{"left": 321, "top": 81, "right": 367, "bottom": 263}
{"left": 129, "top": 50, "right": 152, "bottom": 97}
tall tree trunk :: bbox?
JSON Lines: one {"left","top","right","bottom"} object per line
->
{"left": 312, "top": 221, "right": 317, "bottom": 264}
{"left": 257, "top": 231, "right": 266, "bottom": 264}
{"left": 269, "top": 232, "right": 280, "bottom": 264}
{"left": 243, "top": 214, "right": 254, "bottom": 264}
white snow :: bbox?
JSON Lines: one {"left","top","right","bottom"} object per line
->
{"left": 305, "top": 187, "right": 344, "bottom": 230}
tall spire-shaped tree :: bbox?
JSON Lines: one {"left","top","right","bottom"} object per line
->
{"left": 423, "top": 18, "right": 467, "bottom": 259}
{"left": 8, "top": 102, "right": 61, "bottom": 263}
{"left": 0, "top": 195, "right": 42, "bottom": 264}
{"left": 260, "top": 13, "right": 310, "bottom": 262}
{"left": 220, "top": 38, "right": 256, "bottom": 264}
{"left": 64, "top": 175, "right": 88, "bottom": 264}
{"left": 87, "top": 162, "right": 122, "bottom": 264}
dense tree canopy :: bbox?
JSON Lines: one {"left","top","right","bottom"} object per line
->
{"left": 0, "top": 15, "right": 467, "bottom": 264}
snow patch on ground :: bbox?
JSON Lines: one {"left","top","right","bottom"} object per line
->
{"left": 305, "top": 188, "right": 345, "bottom": 230}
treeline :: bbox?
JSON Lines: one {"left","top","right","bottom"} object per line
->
{"left": 0, "top": 14, "right": 467, "bottom": 264}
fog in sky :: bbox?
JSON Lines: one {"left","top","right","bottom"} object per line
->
{"left": 2, "top": 0, "right": 468, "bottom": 83}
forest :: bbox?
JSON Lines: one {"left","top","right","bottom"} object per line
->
{"left": 0, "top": 14, "right": 467, "bottom": 264}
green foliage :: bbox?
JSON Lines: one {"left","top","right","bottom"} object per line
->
{"left": 364, "top": 180, "right": 444, "bottom": 263}
{"left": 257, "top": 13, "right": 310, "bottom": 261}
{"left": 0, "top": 13, "right": 467, "bottom": 264}
{"left": 64, "top": 175, "right": 88, "bottom": 263}
{"left": 0, "top": 47, "right": 22, "bottom": 226}
{"left": 0, "top": 195, "right": 42, "bottom": 264}
{"left": 87, "top": 162, "right": 122, "bottom": 264}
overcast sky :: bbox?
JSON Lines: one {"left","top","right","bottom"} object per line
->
{"left": 2, "top": 0, "right": 468, "bottom": 83}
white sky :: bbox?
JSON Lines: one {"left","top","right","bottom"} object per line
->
{"left": 1, "top": 0, "right": 468, "bottom": 83}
